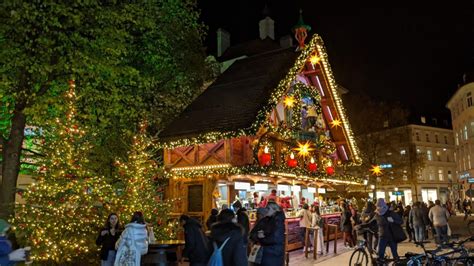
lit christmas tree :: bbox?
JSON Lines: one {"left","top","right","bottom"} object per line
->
{"left": 114, "top": 122, "right": 177, "bottom": 240}
{"left": 13, "top": 80, "right": 118, "bottom": 264}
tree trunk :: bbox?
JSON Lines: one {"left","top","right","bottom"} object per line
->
{"left": 0, "top": 104, "right": 26, "bottom": 219}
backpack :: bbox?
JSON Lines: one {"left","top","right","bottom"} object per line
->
{"left": 207, "top": 237, "right": 230, "bottom": 266}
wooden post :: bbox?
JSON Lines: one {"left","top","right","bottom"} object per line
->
{"left": 313, "top": 227, "right": 318, "bottom": 260}
{"left": 326, "top": 224, "right": 338, "bottom": 254}
{"left": 304, "top": 227, "right": 310, "bottom": 258}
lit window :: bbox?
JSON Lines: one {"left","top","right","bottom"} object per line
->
{"left": 417, "top": 148, "right": 421, "bottom": 154}
{"left": 386, "top": 152, "right": 392, "bottom": 156}
{"left": 429, "top": 171, "right": 435, "bottom": 180}
{"left": 456, "top": 133, "right": 459, "bottom": 146}
{"left": 421, "top": 116, "right": 426, "bottom": 123}
{"left": 464, "top": 125, "right": 469, "bottom": 140}
{"left": 427, "top": 150, "right": 432, "bottom": 161}
{"left": 438, "top": 169, "right": 444, "bottom": 181}
{"left": 436, "top": 151, "right": 441, "bottom": 161}
{"left": 400, "top": 149, "right": 406, "bottom": 155}
{"left": 469, "top": 155, "right": 472, "bottom": 169}
{"left": 448, "top": 170, "right": 452, "bottom": 180}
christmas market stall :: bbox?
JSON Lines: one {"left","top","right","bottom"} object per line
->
{"left": 159, "top": 33, "right": 362, "bottom": 251}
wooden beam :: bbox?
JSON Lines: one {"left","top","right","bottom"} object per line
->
{"left": 197, "top": 141, "right": 225, "bottom": 164}
{"left": 170, "top": 146, "right": 195, "bottom": 166}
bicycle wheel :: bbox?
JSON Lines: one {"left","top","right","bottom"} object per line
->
{"left": 349, "top": 249, "right": 369, "bottom": 266}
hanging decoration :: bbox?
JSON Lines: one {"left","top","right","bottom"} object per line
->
{"left": 258, "top": 146, "right": 272, "bottom": 166}
{"left": 292, "top": 9, "right": 312, "bottom": 50}
{"left": 330, "top": 118, "right": 342, "bottom": 128}
{"left": 287, "top": 152, "right": 298, "bottom": 168}
{"left": 308, "top": 157, "right": 318, "bottom": 172}
{"left": 294, "top": 141, "right": 314, "bottom": 157}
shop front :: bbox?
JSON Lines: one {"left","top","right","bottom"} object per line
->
{"left": 159, "top": 34, "right": 362, "bottom": 251}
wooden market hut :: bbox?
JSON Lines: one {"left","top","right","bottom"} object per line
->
{"left": 159, "top": 30, "right": 362, "bottom": 215}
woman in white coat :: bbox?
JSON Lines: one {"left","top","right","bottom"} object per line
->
{"left": 114, "top": 211, "right": 148, "bottom": 266}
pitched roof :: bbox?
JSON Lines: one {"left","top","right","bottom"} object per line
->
{"left": 159, "top": 47, "right": 299, "bottom": 140}
{"left": 218, "top": 38, "right": 282, "bottom": 62}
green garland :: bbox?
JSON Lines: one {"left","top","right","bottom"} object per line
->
{"left": 166, "top": 164, "right": 362, "bottom": 183}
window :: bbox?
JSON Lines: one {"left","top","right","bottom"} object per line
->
{"left": 436, "top": 151, "right": 441, "bottom": 161}
{"left": 429, "top": 171, "right": 435, "bottom": 181}
{"left": 432, "top": 118, "right": 438, "bottom": 125}
{"left": 435, "top": 134, "right": 439, "bottom": 143}
{"left": 447, "top": 154, "right": 450, "bottom": 162}
{"left": 421, "top": 116, "right": 426, "bottom": 124}
{"left": 417, "top": 148, "right": 421, "bottom": 154}
{"left": 469, "top": 155, "right": 472, "bottom": 169}
{"left": 464, "top": 125, "right": 469, "bottom": 140}
{"left": 400, "top": 149, "right": 406, "bottom": 155}
{"left": 455, "top": 133, "right": 459, "bottom": 145}
{"left": 448, "top": 170, "right": 452, "bottom": 180}
{"left": 438, "top": 169, "right": 444, "bottom": 181}
{"left": 426, "top": 133, "right": 430, "bottom": 142}
{"left": 468, "top": 92, "right": 473, "bottom": 107}
{"left": 444, "top": 135, "right": 448, "bottom": 144}
{"left": 427, "top": 150, "right": 433, "bottom": 161}
{"left": 416, "top": 132, "right": 420, "bottom": 141}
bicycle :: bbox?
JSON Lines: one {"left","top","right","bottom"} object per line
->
{"left": 415, "top": 237, "right": 474, "bottom": 266}
{"left": 349, "top": 228, "right": 413, "bottom": 266}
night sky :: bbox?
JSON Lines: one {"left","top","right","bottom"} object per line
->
{"left": 197, "top": 1, "right": 474, "bottom": 115}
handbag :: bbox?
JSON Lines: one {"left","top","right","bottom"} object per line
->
{"left": 248, "top": 244, "right": 263, "bottom": 264}
{"left": 388, "top": 216, "right": 407, "bottom": 243}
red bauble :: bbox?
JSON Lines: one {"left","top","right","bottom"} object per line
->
{"left": 258, "top": 153, "right": 272, "bottom": 166}
{"left": 308, "top": 162, "right": 318, "bottom": 172}
{"left": 287, "top": 158, "right": 298, "bottom": 168}
{"left": 326, "top": 166, "right": 335, "bottom": 176}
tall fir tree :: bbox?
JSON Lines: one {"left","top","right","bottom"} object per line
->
{"left": 114, "top": 122, "right": 177, "bottom": 240}
{"left": 13, "top": 80, "right": 118, "bottom": 265}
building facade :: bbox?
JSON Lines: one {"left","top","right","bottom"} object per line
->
{"left": 447, "top": 79, "right": 474, "bottom": 199}
{"left": 371, "top": 123, "right": 456, "bottom": 204}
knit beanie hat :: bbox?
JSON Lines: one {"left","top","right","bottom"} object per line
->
{"left": 0, "top": 219, "right": 10, "bottom": 235}
{"left": 376, "top": 198, "right": 388, "bottom": 215}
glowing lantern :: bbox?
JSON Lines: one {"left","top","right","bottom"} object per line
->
{"left": 326, "top": 166, "right": 335, "bottom": 176}
{"left": 287, "top": 152, "right": 298, "bottom": 168}
{"left": 308, "top": 157, "right": 317, "bottom": 172}
{"left": 284, "top": 96, "right": 296, "bottom": 108}
{"left": 258, "top": 146, "right": 271, "bottom": 166}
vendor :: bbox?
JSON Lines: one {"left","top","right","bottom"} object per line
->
{"left": 263, "top": 189, "right": 279, "bottom": 207}
{"left": 279, "top": 191, "right": 293, "bottom": 209}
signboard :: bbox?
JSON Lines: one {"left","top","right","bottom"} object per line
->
{"left": 187, "top": 185, "right": 203, "bottom": 212}
{"left": 318, "top": 188, "right": 326, "bottom": 194}
{"left": 254, "top": 183, "right": 268, "bottom": 191}
{"left": 234, "top": 182, "right": 251, "bottom": 190}
{"left": 460, "top": 172, "right": 470, "bottom": 179}
{"left": 380, "top": 164, "right": 393, "bottom": 169}
{"left": 468, "top": 178, "right": 474, "bottom": 184}
{"left": 291, "top": 185, "right": 301, "bottom": 192}
{"left": 277, "top": 184, "right": 290, "bottom": 191}
{"left": 392, "top": 191, "right": 404, "bottom": 196}
{"left": 307, "top": 187, "right": 316, "bottom": 193}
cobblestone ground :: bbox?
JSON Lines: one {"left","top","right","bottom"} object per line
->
{"left": 290, "top": 215, "right": 474, "bottom": 265}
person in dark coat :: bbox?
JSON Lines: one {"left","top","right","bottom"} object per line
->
{"left": 206, "top": 208, "right": 219, "bottom": 230}
{"left": 374, "top": 198, "right": 403, "bottom": 263}
{"left": 180, "top": 215, "right": 211, "bottom": 266}
{"left": 210, "top": 209, "right": 247, "bottom": 266}
{"left": 233, "top": 201, "right": 250, "bottom": 249}
{"left": 360, "top": 201, "right": 378, "bottom": 253}
{"left": 403, "top": 205, "right": 413, "bottom": 242}
{"left": 96, "top": 213, "right": 122, "bottom": 266}
{"left": 249, "top": 201, "right": 285, "bottom": 266}
{"left": 341, "top": 203, "right": 354, "bottom": 248}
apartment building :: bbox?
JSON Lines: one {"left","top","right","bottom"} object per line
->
{"left": 446, "top": 74, "right": 474, "bottom": 199}
{"left": 368, "top": 119, "right": 456, "bottom": 204}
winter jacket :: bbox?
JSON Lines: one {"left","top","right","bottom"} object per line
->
{"left": 114, "top": 222, "right": 148, "bottom": 266}
{"left": 341, "top": 210, "right": 353, "bottom": 232}
{"left": 298, "top": 209, "right": 312, "bottom": 228}
{"left": 183, "top": 218, "right": 211, "bottom": 264}
{"left": 375, "top": 210, "right": 403, "bottom": 241}
{"left": 236, "top": 209, "right": 250, "bottom": 245}
{"left": 250, "top": 211, "right": 285, "bottom": 266}
{"left": 361, "top": 208, "right": 378, "bottom": 233}
{"left": 409, "top": 207, "right": 425, "bottom": 227}
{"left": 96, "top": 228, "right": 122, "bottom": 261}
{"left": 206, "top": 215, "right": 218, "bottom": 230}
{"left": 429, "top": 205, "right": 450, "bottom": 227}
{"left": 210, "top": 222, "right": 247, "bottom": 266}
{"left": 0, "top": 236, "right": 14, "bottom": 266}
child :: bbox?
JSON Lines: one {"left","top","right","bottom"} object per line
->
{"left": 0, "top": 219, "right": 26, "bottom": 265}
